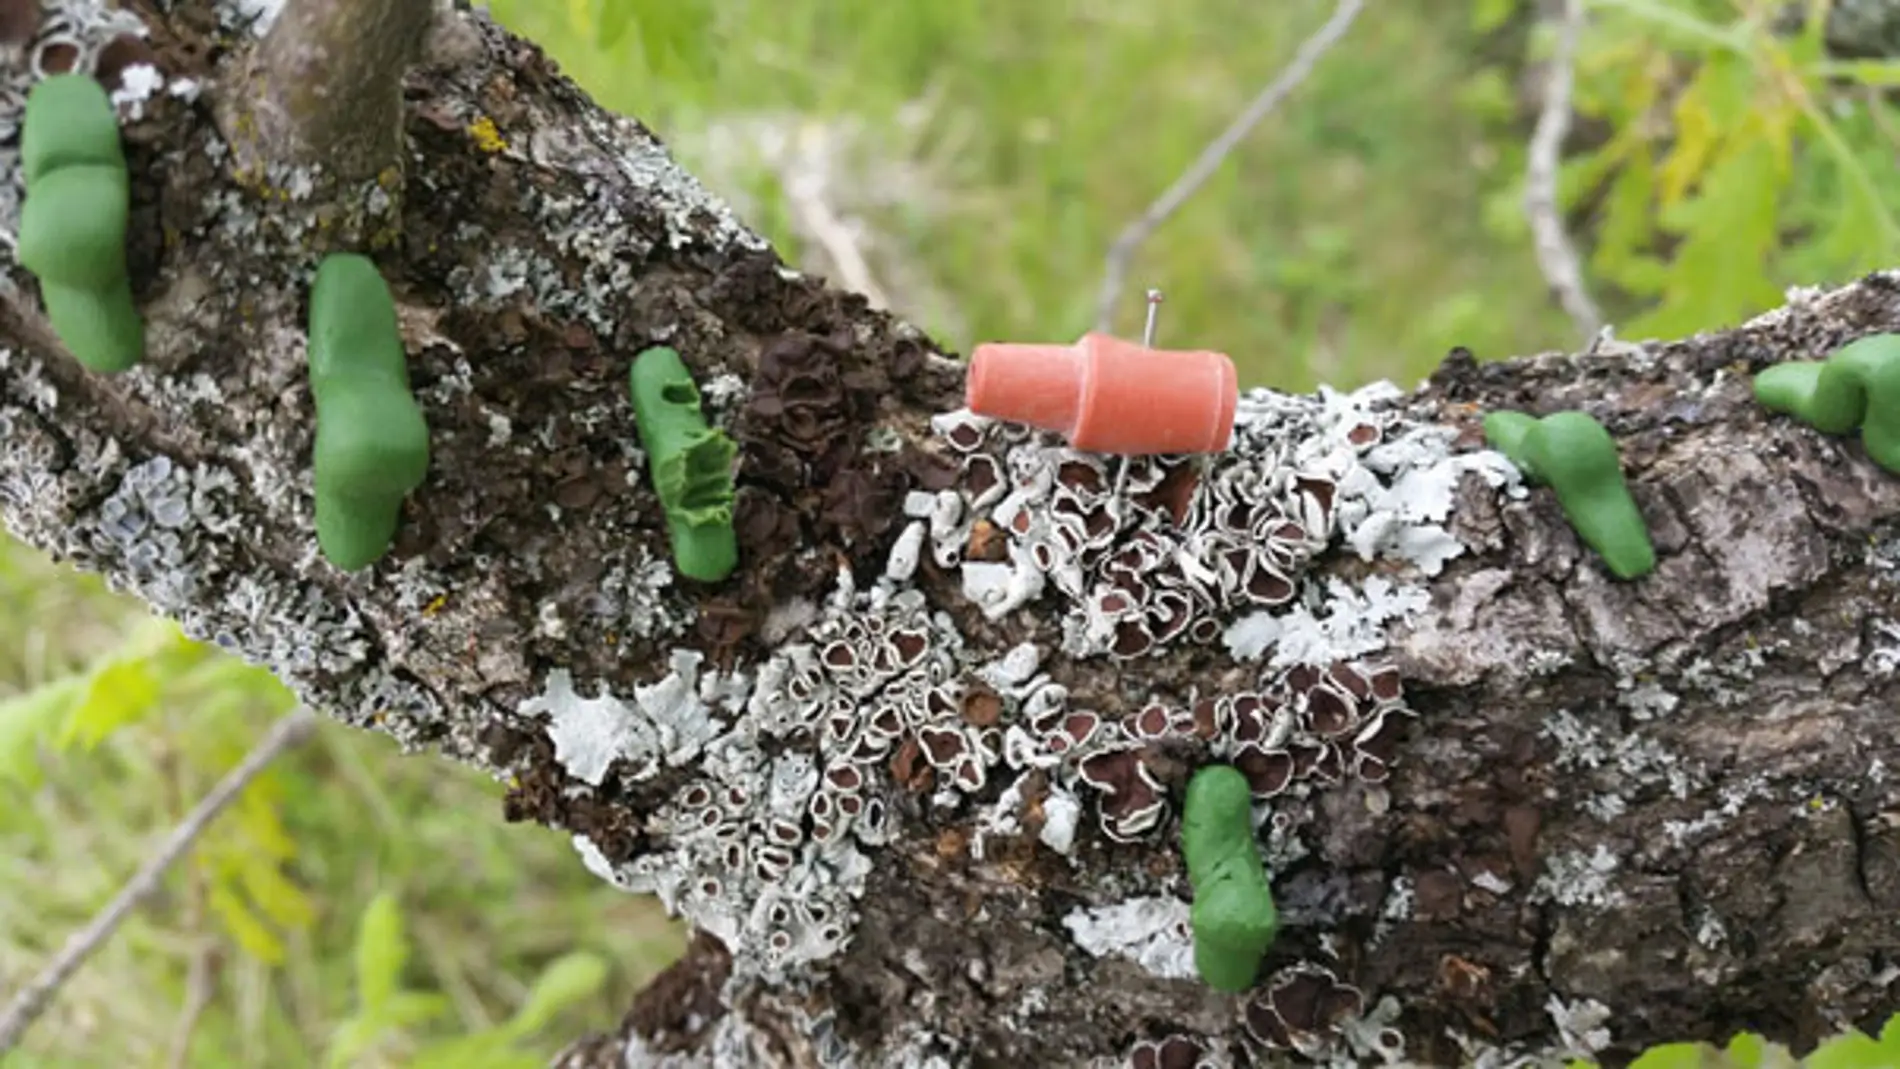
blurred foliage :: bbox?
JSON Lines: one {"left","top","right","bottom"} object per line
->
{"left": 1559, "top": 0, "right": 1900, "bottom": 338}
{"left": 489, "top": 0, "right": 1577, "bottom": 390}
{"left": 0, "top": 542, "right": 681, "bottom": 1068}
{"left": 1570, "top": 1012, "right": 1900, "bottom": 1067}
{"left": 8, "top": 0, "right": 1900, "bottom": 1065}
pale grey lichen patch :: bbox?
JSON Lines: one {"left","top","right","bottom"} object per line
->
{"left": 926, "top": 382, "right": 1513, "bottom": 669}
{"left": 1541, "top": 704, "right": 1702, "bottom": 803}
{"left": 1661, "top": 777, "right": 1764, "bottom": 850}
{"left": 588, "top": 546, "right": 690, "bottom": 640}
{"left": 0, "top": 375, "right": 458, "bottom": 757}
{"left": 522, "top": 651, "right": 721, "bottom": 787}
{"left": 1060, "top": 895, "right": 1197, "bottom": 980}
{"left": 1533, "top": 845, "right": 1629, "bottom": 909}
{"left": 580, "top": 108, "right": 768, "bottom": 255}
{"left": 1617, "top": 678, "right": 1680, "bottom": 721}
{"left": 214, "top": 0, "right": 288, "bottom": 35}
{"left": 1544, "top": 995, "right": 1615, "bottom": 1059}
{"left": 563, "top": 565, "right": 968, "bottom": 980}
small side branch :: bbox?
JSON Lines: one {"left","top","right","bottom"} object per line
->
{"left": 0, "top": 707, "right": 319, "bottom": 1057}
{"left": 1093, "top": 0, "right": 1364, "bottom": 333}
{"left": 233, "top": 0, "right": 435, "bottom": 188}
{"left": 1523, "top": 0, "right": 1602, "bottom": 341}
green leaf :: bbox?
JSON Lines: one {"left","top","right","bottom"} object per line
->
{"left": 594, "top": 0, "right": 633, "bottom": 47}
{"left": 1628, "top": 1042, "right": 1713, "bottom": 1069}
{"left": 1879, "top": 1011, "right": 1900, "bottom": 1048}
{"left": 322, "top": 992, "right": 451, "bottom": 1069}
{"left": 1630, "top": 128, "right": 1788, "bottom": 338}
{"left": 322, "top": 1017, "right": 384, "bottom": 1069}
{"left": 232, "top": 782, "right": 297, "bottom": 861}
{"left": 0, "top": 674, "right": 84, "bottom": 786}
{"left": 58, "top": 655, "right": 158, "bottom": 749}
{"left": 1806, "top": 1029, "right": 1886, "bottom": 1069}
{"left": 353, "top": 891, "right": 408, "bottom": 1016}
{"left": 1470, "top": 0, "right": 1517, "bottom": 34}
{"left": 598, "top": 0, "right": 715, "bottom": 79}
{"left": 1724, "top": 1031, "right": 1768, "bottom": 1066}
{"left": 1588, "top": 143, "right": 1666, "bottom": 296}
{"left": 377, "top": 989, "right": 453, "bottom": 1030}
{"left": 1814, "top": 60, "right": 1900, "bottom": 87}
{"left": 234, "top": 852, "right": 316, "bottom": 934}
{"left": 408, "top": 1035, "right": 543, "bottom": 1069}
{"left": 497, "top": 952, "right": 609, "bottom": 1041}
{"left": 208, "top": 880, "right": 287, "bottom": 964}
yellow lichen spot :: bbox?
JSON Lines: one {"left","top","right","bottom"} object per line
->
{"left": 378, "top": 165, "right": 402, "bottom": 190}
{"left": 467, "top": 116, "right": 508, "bottom": 154}
{"left": 423, "top": 594, "right": 449, "bottom": 617}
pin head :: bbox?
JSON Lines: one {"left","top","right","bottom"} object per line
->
{"left": 1142, "top": 288, "right": 1164, "bottom": 348}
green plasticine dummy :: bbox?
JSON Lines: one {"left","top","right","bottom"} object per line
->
{"left": 17, "top": 74, "right": 143, "bottom": 372}
{"left": 307, "top": 254, "right": 431, "bottom": 571}
{"left": 1753, "top": 333, "right": 1900, "bottom": 474}
{"left": 1181, "top": 764, "right": 1279, "bottom": 992}
{"left": 628, "top": 347, "right": 739, "bottom": 583}
{"left": 1484, "top": 409, "right": 1655, "bottom": 580}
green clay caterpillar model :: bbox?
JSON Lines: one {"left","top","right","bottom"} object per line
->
{"left": 1483, "top": 409, "right": 1656, "bottom": 580}
{"left": 1180, "top": 764, "right": 1279, "bottom": 993}
{"left": 307, "top": 254, "right": 430, "bottom": 571}
{"left": 1753, "top": 333, "right": 1900, "bottom": 475}
{"left": 628, "top": 347, "right": 738, "bottom": 583}
{"left": 17, "top": 74, "right": 143, "bottom": 373}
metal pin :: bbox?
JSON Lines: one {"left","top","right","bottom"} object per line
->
{"left": 1109, "top": 289, "right": 1167, "bottom": 519}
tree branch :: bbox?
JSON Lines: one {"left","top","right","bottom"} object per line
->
{"left": 3, "top": 5, "right": 1900, "bottom": 1066}
{"left": 220, "top": 0, "right": 435, "bottom": 228}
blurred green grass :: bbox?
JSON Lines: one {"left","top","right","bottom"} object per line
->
{"left": 0, "top": 544, "right": 684, "bottom": 1069}
{"left": 2, "top": 2, "right": 1567, "bottom": 1066}
{"left": 492, "top": 0, "right": 1572, "bottom": 390}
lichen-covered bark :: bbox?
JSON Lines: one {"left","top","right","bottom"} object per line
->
{"left": 4, "top": 4, "right": 1900, "bottom": 1069}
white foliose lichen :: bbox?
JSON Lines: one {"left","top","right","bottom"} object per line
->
{"left": 556, "top": 564, "right": 970, "bottom": 980}
{"left": 547, "top": 372, "right": 1524, "bottom": 986}
{"left": 1060, "top": 895, "right": 1197, "bottom": 980}
{"left": 214, "top": 0, "right": 288, "bottom": 35}
{"left": 1532, "top": 845, "right": 1628, "bottom": 909}
{"left": 521, "top": 651, "right": 723, "bottom": 787}
{"left": 1545, "top": 995, "right": 1614, "bottom": 1058}
{"left": 926, "top": 381, "right": 1512, "bottom": 664}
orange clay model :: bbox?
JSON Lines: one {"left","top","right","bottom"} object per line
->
{"left": 965, "top": 290, "right": 1238, "bottom": 455}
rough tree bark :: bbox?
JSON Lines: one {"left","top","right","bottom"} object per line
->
{"left": 3, "top": 3, "right": 1900, "bottom": 1068}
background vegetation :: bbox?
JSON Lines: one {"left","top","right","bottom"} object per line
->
{"left": 7, "top": 0, "right": 1900, "bottom": 1065}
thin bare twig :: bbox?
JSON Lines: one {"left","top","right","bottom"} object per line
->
{"left": 781, "top": 124, "right": 892, "bottom": 309}
{"left": 165, "top": 944, "right": 221, "bottom": 1069}
{"left": 225, "top": 0, "right": 434, "bottom": 194}
{"left": 0, "top": 706, "right": 320, "bottom": 1056}
{"left": 1523, "top": 0, "right": 1603, "bottom": 340}
{"left": 1092, "top": 0, "right": 1365, "bottom": 334}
